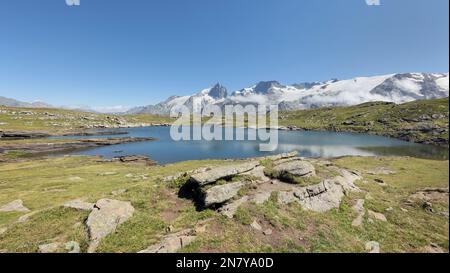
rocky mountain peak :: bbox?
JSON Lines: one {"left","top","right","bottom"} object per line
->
{"left": 253, "top": 81, "right": 282, "bottom": 94}
{"left": 207, "top": 83, "right": 228, "bottom": 99}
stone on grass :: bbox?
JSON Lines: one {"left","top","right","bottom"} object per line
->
{"left": 65, "top": 241, "right": 81, "bottom": 253}
{"left": 86, "top": 199, "right": 135, "bottom": 253}
{"left": 263, "top": 229, "right": 273, "bottom": 236}
{"left": 351, "top": 199, "right": 365, "bottom": 227}
{"left": 39, "top": 242, "right": 60, "bottom": 253}
{"left": 138, "top": 229, "right": 196, "bottom": 253}
{"left": 368, "top": 210, "right": 387, "bottom": 222}
{"left": 250, "top": 220, "right": 262, "bottom": 231}
{"left": 64, "top": 199, "right": 94, "bottom": 211}
{"left": 0, "top": 199, "right": 30, "bottom": 212}
{"left": 365, "top": 241, "right": 380, "bottom": 253}
{"left": 111, "top": 189, "right": 128, "bottom": 196}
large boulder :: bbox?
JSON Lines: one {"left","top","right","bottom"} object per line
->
{"left": 203, "top": 181, "right": 247, "bottom": 207}
{"left": 190, "top": 161, "right": 259, "bottom": 186}
{"left": 86, "top": 199, "right": 135, "bottom": 253}
{"left": 271, "top": 159, "right": 316, "bottom": 182}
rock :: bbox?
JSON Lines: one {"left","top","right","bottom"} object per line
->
{"left": 409, "top": 187, "right": 449, "bottom": 203}
{"left": 250, "top": 220, "right": 262, "bottom": 231}
{"left": 0, "top": 199, "right": 30, "bottom": 212}
{"left": 385, "top": 207, "right": 393, "bottom": 212}
{"left": 400, "top": 208, "right": 408, "bottom": 212}
{"left": 86, "top": 199, "right": 135, "bottom": 253}
{"left": 39, "top": 242, "right": 61, "bottom": 253}
{"left": 138, "top": 229, "right": 196, "bottom": 253}
{"left": 65, "top": 241, "right": 81, "bottom": 253}
{"left": 263, "top": 229, "right": 273, "bottom": 236}
{"left": 0, "top": 227, "right": 7, "bottom": 235}
{"left": 365, "top": 241, "right": 380, "bottom": 253}
{"left": 17, "top": 212, "right": 36, "bottom": 223}
{"left": 64, "top": 199, "right": 94, "bottom": 211}
{"left": 112, "top": 155, "right": 157, "bottom": 166}
{"left": 68, "top": 176, "right": 84, "bottom": 182}
{"left": 263, "top": 151, "right": 298, "bottom": 161}
{"left": 190, "top": 161, "right": 260, "bottom": 186}
{"left": 98, "top": 172, "right": 118, "bottom": 176}
{"left": 251, "top": 192, "right": 272, "bottom": 204}
{"left": 202, "top": 181, "right": 247, "bottom": 207}
{"left": 366, "top": 167, "right": 396, "bottom": 175}
{"left": 125, "top": 173, "right": 134, "bottom": 178}
{"left": 194, "top": 225, "right": 207, "bottom": 234}
{"left": 351, "top": 199, "right": 365, "bottom": 227}
{"left": 272, "top": 159, "right": 316, "bottom": 179}
{"left": 368, "top": 210, "right": 387, "bottom": 222}
{"left": 220, "top": 196, "right": 249, "bottom": 218}
{"left": 242, "top": 166, "right": 270, "bottom": 183}
{"left": 277, "top": 170, "right": 361, "bottom": 212}
{"left": 111, "top": 189, "right": 128, "bottom": 196}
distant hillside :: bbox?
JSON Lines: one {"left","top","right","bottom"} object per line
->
{"left": 280, "top": 97, "right": 449, "bottom": 146}
{"left": 0, "top": 96, "right": 53, "bottom": 109}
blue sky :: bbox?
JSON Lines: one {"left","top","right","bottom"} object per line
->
{"left": 0, "top": 0, "right": 448, "bottom": 111}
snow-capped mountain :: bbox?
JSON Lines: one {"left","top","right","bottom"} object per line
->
{"left": 127, "top": 83, "right": 227, "bottom": 115}
{"left": 127, "top": 73, "right": 449, "bottom": 115}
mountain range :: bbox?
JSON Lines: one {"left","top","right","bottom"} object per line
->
{"left": 127, "top": 72, "right": 449, "bottom": 115}
{"left": 1, "top": 72, "right": 448, "bottom": 115}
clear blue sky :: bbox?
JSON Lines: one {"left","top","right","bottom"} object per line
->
{"left": 0, "top": 0, "right": 448, "bottom": 111}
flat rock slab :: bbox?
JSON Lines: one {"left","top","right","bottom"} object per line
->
{"left": 138, "top": 229, "right": 196, "bottom": 253}
{"left": 190, "top": 161, "right": 259, "bottom": 186}
{"left": 0, "top": 199, "right": 30, "bottom": 212}
{"left": 86, "top": 199, "right": 135, "bottom": 253}
{"left": 203, "top": 181, "right": 247, "bottom": 207}
{"left": 64, "top": 199, "right": 94, "bottom": 211}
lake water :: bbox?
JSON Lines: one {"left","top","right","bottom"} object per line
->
{"left": 62, "top": 126, "right": 448, "bottom": 164}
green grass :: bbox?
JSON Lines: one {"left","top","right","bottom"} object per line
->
{"left": 0, "top": 155, "right": 448, "bottom": 253}
{"left": 280, "top": 98, "right": 449, "bottom": 145}
{"left": 0, "top": 105, "right": 174, "bottom": 133}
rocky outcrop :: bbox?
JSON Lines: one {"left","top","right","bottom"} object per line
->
{"left": 0, "top": 199, "right": 30, "bottom": 212}
{"left": 138, "top": 229, "right": 196, "bottom": 253}
{"left": 202, "top": 181, "right": 248, "bottom": 207}
{"left": 219, "top": 196, "right": 249, "bottom": 218}
{"left": 86, "top": 199, "right": 135, "bottom": 253}
{"left": 190, "top": 161, "right": 259, "bottom": 186}
{"left": 277, "top": 170, "right": 362, "bottom": 212}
